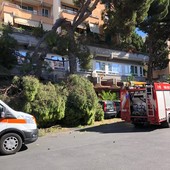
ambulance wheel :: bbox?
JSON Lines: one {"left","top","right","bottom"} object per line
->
{"left": 0, "top": 133, "right": 23, "bottom": 155}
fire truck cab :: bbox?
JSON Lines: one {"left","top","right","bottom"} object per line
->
{"left": 120, "top": 81, "right": 170, "bottom": 127}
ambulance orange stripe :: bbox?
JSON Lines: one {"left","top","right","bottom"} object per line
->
{"left": 0, "top": 119, "right": 7, "bottom": 123}
{"left": 0, "top": 119, "right": 26, "bottom": 124}
{"left": 8, "top": 119, "right": 27, "bottom": 124}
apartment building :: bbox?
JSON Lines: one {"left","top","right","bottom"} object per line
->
{"left": 0, "top": 0, "right": 149, "bottom": 87}
{"left": 0, "top": 0, "right": 56, "bottom": 30}
{"left": 60, "top": 0, "right": 104, "bottom": 34}
{"left": 88, "top": 46, "right": 148, "bottom": 92}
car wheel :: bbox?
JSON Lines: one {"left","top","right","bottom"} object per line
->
{"left": 117, "top": 111, "right": 121, "bottom": 118}
{"left": 0, "top": 133, "right": 22, "bottom": 155}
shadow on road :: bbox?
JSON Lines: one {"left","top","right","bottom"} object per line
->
{"left": 77, "top": 121, "right": 160, "bottom": 134}
{"left": 19, "top": 144, "right": 28, "bottom": 152}
{"left": 0, "top": 144, "right": 28, "bottom": 156}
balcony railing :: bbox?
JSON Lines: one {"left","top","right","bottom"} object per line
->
{"left": 15, "top": 0, "right": 53, "bottom": 7}
{"left": 1, "top": 2, "right": 53, "bottom": 25}
{"left": 88, "top": 46, "right": 149, "bottom": 62}
{"left": 61, "top": 8, "right": 99, "bottom": 22}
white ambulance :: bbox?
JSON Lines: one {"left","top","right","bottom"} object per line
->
{"left": 0, "top": 100, "right": 38, "bottom": 155}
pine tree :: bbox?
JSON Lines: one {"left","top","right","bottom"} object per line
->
{"left": 139, "top": 0, "right": 170, "bottom": 81}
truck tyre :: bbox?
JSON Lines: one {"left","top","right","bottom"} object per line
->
{"left": 0, "top": 133, "right": 22, "bottom": 155}
{"left": 161, "top": 114, "right": 170, "bottom": 128}
{"left": 133, "top": 123, "right": 144, "bottom": 128}
{"left": 116, "top": 111, "right": 121, "bottom": 118}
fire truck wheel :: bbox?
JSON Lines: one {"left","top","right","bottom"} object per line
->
{"left": 161, "top": 121, "right": 169, "bottom": 128}
{"left": 116, "top": 111, "right": 121, "bottom": 118}
{"left": 133, "top": 123, "right": 144, "bottom": 128}
{"left": 0, "top": 133, "right": 23, "bottom": 155}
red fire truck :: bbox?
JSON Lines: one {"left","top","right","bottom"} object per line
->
{"left": 120, "top": 82, "right": 170, "bottom": 127}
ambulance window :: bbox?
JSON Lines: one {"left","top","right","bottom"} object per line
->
{"left": 0, "top": 104, "right": 3, "bottom": 112}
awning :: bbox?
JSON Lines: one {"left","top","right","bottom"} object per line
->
{"left": 14, "top": 18, "right": 39, "bottom": 27}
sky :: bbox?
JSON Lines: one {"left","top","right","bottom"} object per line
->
{"left": 136, "top": 28, "right": 147, "bottom": 38}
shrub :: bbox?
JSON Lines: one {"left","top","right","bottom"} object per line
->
{"left": 98, "top": 90, "right": 118, "bottom": 101}
{"left": 12, "top": 76, "right": 66, "bottom": 128}
{"left": 28, "top": 82, "right": 66, "bottom": 127}
{"left": 95, "top": 104, "right": 104, "bottom": 121}
{"left": 64, "top": 75, "right": 104, "bottom": 126}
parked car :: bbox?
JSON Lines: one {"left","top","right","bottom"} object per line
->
{"left": 114, "top": 100, "right": 121, "bottom": 118}
{"left": 99, "top": 100, "right": 117, "bottom": 118}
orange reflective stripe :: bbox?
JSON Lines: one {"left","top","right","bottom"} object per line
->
{"left": 0, "top": 118, "right": 7, "bottom": 123}
{"left": 0, "top": 118, "right": 26, "bottom": 124}
{"left": 7, "top": 119, "right": 27, "bottom": 124}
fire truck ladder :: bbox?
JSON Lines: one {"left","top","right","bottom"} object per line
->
{"left": 146, "top": 85, "right": 154, "bottom": 116}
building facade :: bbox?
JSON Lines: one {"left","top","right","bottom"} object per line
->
{"left": 0, "top": 0, "right": 149, "bottom": 87}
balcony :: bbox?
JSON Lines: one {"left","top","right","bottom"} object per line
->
{"left": 12, "top": 0, "right": 53, "bottom": 7}
{"left": 88, "top": 46, "right": 149, "bottom": 63}
{"left": 1, "top": 2, "right": 53, "bottom": 29}
{"left": 61, "top": 8, "right": 99, "bottom": 25}
{"left": 61, "top": 0, "right": 74, "bottom": 6}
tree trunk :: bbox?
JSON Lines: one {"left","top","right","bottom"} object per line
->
{"left": 67, "top": 27, "right": 77, "bottom": 74}
{"left": 68, "top": 53, "right": 77, "bottom": 74}
{"left": 31, "top": 18, "right": 67, "bottom": 78}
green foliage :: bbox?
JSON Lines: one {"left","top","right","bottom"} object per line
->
{"left": 101, "top": 0, "right": 153, "bottom": 50}
{"left": 126, "top": 75, "right": 135, "bottom": 82}
{"left": 45, "top": 31, "right": 69, "bottom": 56}
{"left": 0, "top": 24, "right": 18, "bottom": 69}
{"left": 32, "top": 24, "right": 46, "bottom": 38}
{"left": 95, "top": 104, "right": 104, "bottom": 121}
{"left": 138, "top": 0, "right": 170, "bottom": 80}
{"left": 2, "top": 75, "right": 104, "bottom": 128}
{"left": 30, "top": 83, "right": 66, "bottom": 127}
{"left": 76, "top": 45, "right": 93, "bottom": 70}
{"left": 98, "top": 90, "right": 117, "bottom": 101}
{"left": 11, "top": 76, "right": 66, "bottom": 128}
{"left": 121, "top": 31, "right": 145, "bottom": 52}
{"left": 64, "top": 75, "right": 103, "bottom": 126}
{"left": 18, "top": 53, "right": 34, "bottom": 75}
{"left": 152, "top": 39, "right": 169, "bottom": 70}
{"left": 22, "top": 76, "right": 40, "bottom": 102}
{"left": 46, "top": 30, "right": 93, "bottom": 71}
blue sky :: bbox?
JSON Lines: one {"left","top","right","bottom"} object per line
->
{"left": 136, "top": 28, "right": 147, "bottom": 38}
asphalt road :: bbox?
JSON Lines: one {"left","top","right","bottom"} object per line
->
{"left": 1, "top": 121, "right": 170, "bottom": 170}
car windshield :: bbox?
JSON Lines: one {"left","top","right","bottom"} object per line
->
{"left": 106, "top": 103, "right": 114, "bottom": 109}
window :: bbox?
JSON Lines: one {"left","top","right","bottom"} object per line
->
{"left": 124, "top": 65, "right": 131, "bottom": 75}
{"left": 42, "top": 8, "right": 49, "bottom": 17}
{"left": 108, "top": 63, "right": 121, "bottom": 74}
{"left": 130, "top": 65, "right": 138, "bottom": 75}
{"left": 51, "top": 56, "right": 65, "bottom": 70}
{"left": 20, "top": 5, "right": 33, "bottom": 12}
{"left": 61, "top": 5, "right": 78, "bottom": 12}
{"left": 96, "top": 62, "right": 105, "bottom": 71}
{"left": 16, "top": 51, "right": 27, "bottom": 65}
{"left": 140, "top": 66, "right": 143, "bottom": 76}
